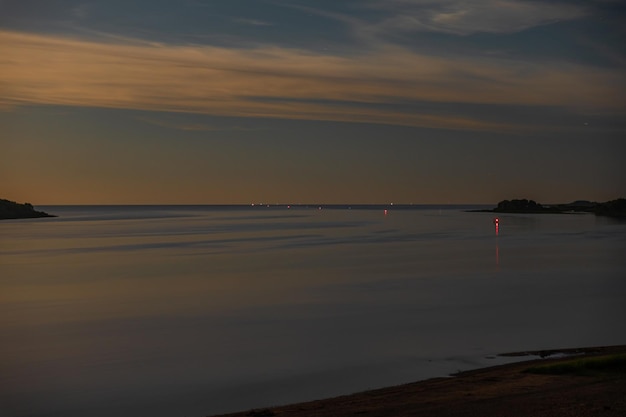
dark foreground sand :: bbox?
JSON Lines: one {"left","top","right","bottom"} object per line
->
{"left": 212, "top": 346, "right": 626, "bottom": 417}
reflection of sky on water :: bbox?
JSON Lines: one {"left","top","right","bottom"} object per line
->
{"left": 1, "top": 207, "right": 625, "bottom": 416}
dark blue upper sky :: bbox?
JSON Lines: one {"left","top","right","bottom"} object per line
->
{"left": 1, "top": 0, "right": 625, "bottom": 203}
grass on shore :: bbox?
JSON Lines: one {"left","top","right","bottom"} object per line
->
{"left": 524, "top": 353, "right": 626, "bottom": 377}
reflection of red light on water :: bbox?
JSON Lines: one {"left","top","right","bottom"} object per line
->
{"left": 496, "top": 243, "right": 499, "bottom": 265}
{"left": 493, "top": 217, "right": 500, "bottom": 264}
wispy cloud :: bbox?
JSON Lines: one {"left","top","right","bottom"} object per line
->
{"left": 1, "top": 30, "right": 623, "bottom": 131}
{"left": 367, "top": 0, "right": 588, "bottom": 35}
{"left": 281, "top": 1, "right": 588, "bottom": 45}
{"left": 232, "top": 18, "right": 273, "bottom": 27}
{"left": 137, "top": 117, "right": 267, "bottom": 131}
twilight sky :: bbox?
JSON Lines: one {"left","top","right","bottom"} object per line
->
{"left": 1, "top": 0, "right": 625, "bottom": 204}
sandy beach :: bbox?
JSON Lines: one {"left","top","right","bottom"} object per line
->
{"left": 212, "top": 346, "right": 626, "bottom": 417}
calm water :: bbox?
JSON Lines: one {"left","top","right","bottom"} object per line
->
{"left": 1, "top": 205, "right": 625, "bottom": 416}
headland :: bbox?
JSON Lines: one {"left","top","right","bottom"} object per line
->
{"left": 0, "top": 198, "right": 55, "bottom": 220}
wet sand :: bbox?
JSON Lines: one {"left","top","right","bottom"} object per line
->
{"left": 212, "top": 345, "right": 626, "bottom": 417}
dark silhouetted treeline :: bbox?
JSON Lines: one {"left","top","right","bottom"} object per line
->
{"left": 472, "top": 198, "right": 626, "bottom": 218}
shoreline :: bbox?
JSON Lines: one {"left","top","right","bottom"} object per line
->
{"left": 212, "top": 345, "right": 626, "bottom": 417}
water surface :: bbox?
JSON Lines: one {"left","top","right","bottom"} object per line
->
{"left": 1, "top": 205, "right": 625, "bottom": 416}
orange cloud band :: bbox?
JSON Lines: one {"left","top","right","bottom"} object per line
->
{"left": 1, "top": 30, "right": 623, "bottom": 131}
